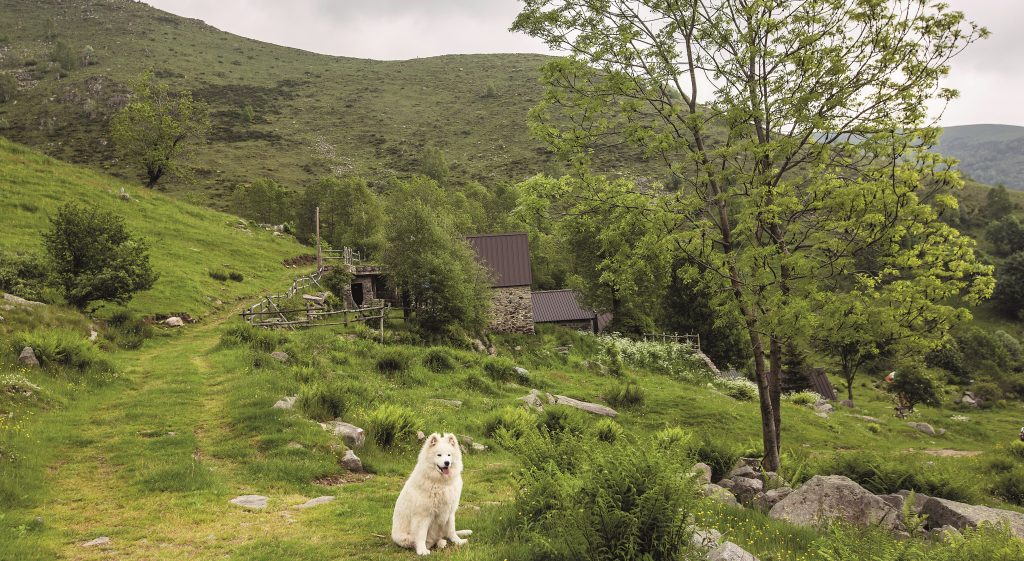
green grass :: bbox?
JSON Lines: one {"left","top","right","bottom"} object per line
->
{"left": 0, "top": 137, "right": 308, "bottom": 316}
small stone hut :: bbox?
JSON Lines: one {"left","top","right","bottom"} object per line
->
{"left": 466, "top": 233, "right": 535, "bottom": 333}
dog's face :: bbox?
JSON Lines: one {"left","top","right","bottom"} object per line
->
{"left": 420, "top": 432, "right": 461, "bottom": 478}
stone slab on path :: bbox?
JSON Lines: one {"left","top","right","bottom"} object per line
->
{"left": 296, "top": 496, "right": 335, "bottom": 509}
{"left": 230, "top": 495, "right": 268, "bottom": 509}
{"left": 81, "top": 536, "right": 111, "bottom": 547}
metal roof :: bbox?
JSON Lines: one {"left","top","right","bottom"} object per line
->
{"left": 466, "top": 233, "right": 532, "bottom": 288}
{"left": 532, "top": 289, "right": 597, "bottom": 323}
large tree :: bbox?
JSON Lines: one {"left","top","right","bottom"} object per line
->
{"left": 43, "top": 203, "right": 158, "bottom": 311}
{"left": 513, "top": 0, "right": 993, "bottom": 469}
{"left": 110, "top": 70, "right": 210, "bottom": 188}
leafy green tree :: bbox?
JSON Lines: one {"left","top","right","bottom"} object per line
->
{"left": 513, "top": 0, "right": 992, "bottom": 470}
{"left": 381, "top": 197, "right": 491, "bottom": 338}
{"left": 994, "top": 252, "right": 1024, "bottom": 320}
{"left": 110, "top": 70, "right": 210, "bottom": 188}
{"left": 80, "top": 45, "right": 95, "bottom": 67}
{"left": 295, "top": 176, "right": 385, "bottom": 257}
{"left": 985, "top": 184, "right": 1014, "bottom": 220}
{"left": 43, "top": 203, "right": 158, "bottom": 311}
{"left": 420, "top": 146, "right": 449, "bottom": 184}
{"left": 986, "top": 215, "right": 1024, "bottom": 256}
{"left": 232, "top": 178, "right": 293, "bottom": 225}
{"left": 51, "top": 40, "right": 76, "bottom": 77}
{"left": 888, "top": 364, "right": 940, "bottom": 411}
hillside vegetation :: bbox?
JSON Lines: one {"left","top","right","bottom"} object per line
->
{"left": 938, "top": 124, "right": 1024, "bottom": 190}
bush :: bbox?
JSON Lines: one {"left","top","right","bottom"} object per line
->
{"left": 228, "top": 271, "right": 244, "bottom": 282}
{"left": 208, "top": 269, "right": 229, "bottom": 282}
{"left": 716, "top": 377, "right": 758, "bottom": 401}
{"left": 654, "top": 427, "right": 694, "bottom": 451}
{"left": 822, "top": 452, "right": 981, "bottom": 503}
{"left": 220, "top": 323, "right": 287, "bottom": 352}
{"left": 295, "top": 381, "right": 348, "bottom": 422}
{"left": 971, "top": 381, "right": 1003, "bottom": 408}
{"left": 605, "top": 381, "right": 646, "bottom": 408}
{"left": 0, "top": 252, "right": 53, "bottom": 302}
{"left": 592, "top": 418, "right": 624, "bottom": 443}
{"left": 1009, "top": 440, "right": 1024, "bottom": 460}
{"left": 483, "top": 407, "right": 536, "bottom": 440}
{"left": 692, "top": 438, "right": 741, "bottom": 482}
{"left": 12, "top": 329, "right": 114, "bottom": 375}
{"left": 603, "top": 341, "right": 626, "bottom": 377}
{"left": 788, "top": 390, "right": 822, "bottom": 406}
{"left": 422, "top": 347, "right": 456, "bottom": 373}
{"left": 482, "top": 356, "right": 529, "bottom": 384}
{"left": 888, "top": 364, "right": 940, "bottom": 410}
{"left": 867, "top": 423, "right": 882, "bottom": 434}
{"left": 374, "top": 349, "right": 411, "bottom": 378}
{"left": 105, "top": 308, "right": 153, "bottom": 350}
{"left": 537, "top": 407, "right": 584, "bottom": 436}
{"left": 464, "top": 372, "right": 496, "bottom": 394}
{"left": 366, "top": 404, "right": 420, "bottom": 448}
{"left": 991, "top": 467, "right": 1024, "bottom": 506}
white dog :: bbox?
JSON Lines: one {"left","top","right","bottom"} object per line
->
{"left": 392, "top": 432, "right": 472, "bottom": 555}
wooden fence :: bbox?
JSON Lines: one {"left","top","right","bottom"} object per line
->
{"left": 641, "top": 332, "right": 701, "bottom": 350}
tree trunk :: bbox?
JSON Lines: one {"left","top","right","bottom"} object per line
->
{"left": 769, "top": 337, "right": 783, "bottom": 454}
{"left": 845, "top": 369, "right": 855, "bottom": 401}
{"left": 146, "top": 166, "right": 163, "bottom": 188}
{"left": 750, "top": 329, "right": 781, "bottom": 472}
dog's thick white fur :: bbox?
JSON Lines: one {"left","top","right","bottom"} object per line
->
{"left": 392, "top": 432, "right": 472, "bottom": 555}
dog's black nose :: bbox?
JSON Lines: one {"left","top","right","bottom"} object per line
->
{"left": 443, "top": 460, "right": 451, "bottom": 467}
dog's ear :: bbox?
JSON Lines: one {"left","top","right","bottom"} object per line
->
{"left": 428, "top": 434, "right": 439, "bottom": 447}
{"left": 447, "top": 434, "right": 457, "bottom": 447}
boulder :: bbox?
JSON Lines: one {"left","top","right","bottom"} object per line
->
{"left": 692, "top": 462, "right": 712, "bottom": 484}
{"left": 731, "top": 477, "right": 764, "bottom": 505}
{"left": 908, "top": 422, "right": 938, "bottom": 436}
{"left": 514, "top": 366, "right": 530, "bottom": 379}
{"left": 341, "top": 450, "right": 364, "bottom": 472}
{"left": 164, "top": 316, "right": 185, "bottom": 327}
{"left": 519, "top": 389, "right": 545, "bottom": 411}
{"left": 919, "top": 496, "right": 1024, "bottom": 538}
{"left": 3, "top": 293, "right": 44, "bottom": 307}
{"left": 81, "top": 536, "right": 111, "bottom": 547}
{"left": 959, "top": 395, "right": 978, "bottom": 408}
{"left": 718, "top": 478, "right": 737, "bottom": 491}
{"left": 470, "top": 339, "right": 487, "bottom": 353}
{"left": 753, "top": 487, "right": 792, "bottom": 511}
{"left": 320, "top": 421, "right": 365, "bottom": 448}
{"left": 769, "top": 475, "right": 903, "bottom": 531}
{"left": 272, "top": 396, "right": 296, "bottom": 410}
{"left": 839, "top": 399, "right": 854, "bottom": 408}
{"left": 18, "top": 347, "right": 39, "bottom": 368}
{"left": 878, "top": 490, "right": 929, "bottom": 515}
{"left": 270, "top": 351, "right": 289, "bottom": 362}
{"left": 851, "top": 414, "right": 882, "bottom": 423}
{"left": 707, "top": 541, "right": 760, "bottom": 561}
{"left": 551, "top": 394, "right": 618, "bottom": 417}
{"left": 729, "top": 465, "right": 759, "bottom": 480}
{"left": 296, "top": 496, "right": 335, "bottom": 509}
{"left": 763, "top": 472, "right": 788, "bottom": 489}
{"left": 230, "top": 495, "right": 268, "bottom": 509}
{"left": 689, "top": 526, "right": 723, "bottom": 550}
{"left": 732, "top": 457, "right": 762, "bottom": 472}
{"left": 703, "top": 483, "right": 740, "bottom": 508}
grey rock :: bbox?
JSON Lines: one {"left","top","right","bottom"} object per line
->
{"left": 886, "top": 490, "right": 929, "bottom": 515}
{"left": 230, "top": 495, "right": 268, "bottom": 509}
{"left": 851, "top": 415, "right": 882, "bottom": 423}
{"left": 18, "top": 346, "right": 39, "bottom": 368}
{"left": 272, "top": 396, "right": 296, "bottom": 410}
{"left": 908, "top": 422, "right": 938, "bottom": 436}
{"left": 551, "top": 394, "right": 618, "bottom": 417}
{"left": 519, "top": 389, "right": 545, "bottom": 411}
{"left": 703, "top": 483, "right": 740, "bottom": 507}
{"left": 3, "top": 293, "right": 44, "bottom": 307}
{"left": 839, "top": 399, "right": 855, "bottom": 408}
{"left": 769, "top": 475, "right": 903, "bottom": 531}
{"left": 920, "top": 496, "right": 1024, "bottom": 538}
{"left": 341, "top": 449, "right": 363, "bottom": 472}
{"left": 763, "top": 472, "right": 787, "bottom": 489}
{"left": 753, "top": 487, "right": 793, "bottom": 511}
{"left": 164, "top": 316, "right": 185, "bottom": 327}
{"left": 731, "top": 477, "right": 764, "bottom": 505}
{"left": 729, "top": 465, "right": 759, "bottom": 480}
{"left": 320, "top": 421, "right": 365, "bottom": 448}
{"left": 689, "top": 526, "right": 723, "bottom": 550}
{"left": 732, "top": 457, "right": 762, "bottom": 472}
{"left": 514, "top": 366, "right": 530, "bottom": 378}
{"left": 718, "top": 478, "right": 737, "bottom": 491}
{"left": 470, "top": 339, "right": 487, "bottom": 353}
{"left": 296, "top": 496, "right": 335, "bottom": 509}
{"left": 960, "top": 395, "right": 978, "bottom": 407}
{"left": 929, "top": 525, "right": 961, "bottom": 542}
{"left": 81, "top": 536, "right": 111, "bottom": 547}
{"left": 692, "top": 462, "right": 713, "bottom": 484}
{"left": 707, "top": 541, "right": 760, "bottom": 561}
{"left": 89, "top": 329, "right": 99, "bottom": 342}
{"left": 471, "top": 442, "right": 488, "bottom": 452}
{"left": 270, "top": 351, "right": 289, "bottom": 362}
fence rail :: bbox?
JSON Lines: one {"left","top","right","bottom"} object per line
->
{"left": 640, "top": 332, "right": 701, "bottom": 350}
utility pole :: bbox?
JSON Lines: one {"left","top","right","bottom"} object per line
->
{"left": 315, "top": 206, "right": 322, "bottom": 270}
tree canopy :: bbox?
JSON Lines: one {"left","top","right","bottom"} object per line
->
{"left": 513, "top": 0, "right": 993, "bottom": 470}
{"left": 43, "top": 203, "right": 158, "bottom": 311}
{"left": 110, "top": 69, "right": 210, "bottom": 188}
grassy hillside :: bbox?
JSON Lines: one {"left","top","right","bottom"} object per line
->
{"left": 939, "top": 124, "right": 1024, "bottom": 190}
{"left": 0, "top": 137, "right": 308, "bottom": 316}
{"left": 0, "top": 0, "right": 576, "bottom": 204}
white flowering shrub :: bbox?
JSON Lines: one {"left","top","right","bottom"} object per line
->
{"left": 714, "top": 377, "right": 758, "bottom": 401}
{"left": 598, "top": 335, "right": 710, "bottom": 381}
{"left": 785, "top": 390, "right": 823, "bottom": 406}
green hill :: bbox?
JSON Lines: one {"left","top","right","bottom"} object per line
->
{"left": 939, "top": 124, "right": 1024, "bottom": 190}
{"left": 0, "top": 136, "right": 308, "bottom": 316}
{"left": 0, "top": 0, "right": 572, "bottom": 204}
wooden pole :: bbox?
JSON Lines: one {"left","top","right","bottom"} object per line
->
{"left": 315, "top": 206, "right": 322, "bottom": 271}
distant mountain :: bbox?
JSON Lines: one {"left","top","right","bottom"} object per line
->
{"left": 938, "top": 124, "right": 1024, "bottom": 190}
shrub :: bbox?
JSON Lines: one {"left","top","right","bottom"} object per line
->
{"left": 991, "top": 468, "right": 1024, "bottom": 506}
{"left": 716, "top": 377, "right": 758, "bottom": 401}
{"left": 603, "top": 341, "right": 626, "bottom": 377}
{"left": 464, "top": 372, "right": 496, "bottom": 394}
{"left": 654, "top": 427, "right": 694, "bottom": 451}
{"left": 208, "top": 269, "right": 229, "bottom": 282}
{"left": 537, "top": 407, "right": 584, "bottom": 436}
{"left": 693, "top": 438, "right": 741, "bottom": 482}
{"left": 12, "top": 329, "right": 114, "bottom": 374}
{"left": 971, "top": 381, "right": 1002, "bottom": 408}
{"left": 592, "top": 418, "right": 623, "bottom": 443}
{"left": 1009, "top": 440, "right": 1024, "bottom": 460}
{"left": 788, "top": 390, "right": 822, "bottom": 406}
{"left": 105, "top": 308, "right": 153, "bottom": 350}
{"left": 228, "top": 271, "right": 244, "bottom": 282}
{"left": 220, "top": 323, "right": 287, "bottom": 352}
{"left": 867, "top": 423, "right": 882, "bottom": 434}
{"left": 605, "top": 381, "right": 646, "bottom": 408}
{"left": 366, "top": 404, "right": 420, "bottom": 448}
{"left": 822, "top": 452, "right": 981, "bottom": 503}
{"left": 483, "top": 407, "right": 536, "bottom": 440}
{"left": 295, "top": 381, "right": 348, "bottom": 422}
{"left": 0, "top": 252, "right": 53, "bottom": 302}
{"left": 374, "top": 349, "right": 411, "bottom": 378}
{"left": 887, "top": 364, "right": 940, "bottom": 410}
{"left": 422, "top": 347, "right": 456, "bottom": 373}
{"left": 482, "top": 356, "right": 529, "bottom": 384}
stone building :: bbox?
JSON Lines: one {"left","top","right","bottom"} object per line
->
{"left": 466, "top": 233, "right": 535, "bottom": 333}
{"left": 531, "top": 289, "right": 612, "bottom": 333}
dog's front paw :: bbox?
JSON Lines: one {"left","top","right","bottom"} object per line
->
{"left": 451, "top": 536, "right": 468, "bottom": 546}
{"left": 436, "top": 538, "right": 448, "bottom": 549}
{"left": 415, "top": 548, "right": 431, "bottom": 556}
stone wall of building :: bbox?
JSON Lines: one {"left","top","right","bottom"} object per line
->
{"left": 489, "top": 286, "right": 534, "bottom": 333}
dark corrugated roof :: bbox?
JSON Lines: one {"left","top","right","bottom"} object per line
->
{"left": 466, "top": 233, "right": 532, "bottom": 288}
{"left": 532, "top": 289, "right": 596, "bottom": 323}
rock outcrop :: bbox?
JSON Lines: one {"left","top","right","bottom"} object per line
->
{"left": 920, "top": 496, "right": 1024, "bottom": 538}
{"left": 18, "top": 346, "right": 39, "bottom": 368}
{"left": 769, "top": 475, "right": 903, "bottom": 531}
{"left": 548, "top": 394, "right": 618, "bottom": 417}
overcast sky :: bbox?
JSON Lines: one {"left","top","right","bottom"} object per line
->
{"left": 145, "top": 0, "right": 1023, "bottom": 127}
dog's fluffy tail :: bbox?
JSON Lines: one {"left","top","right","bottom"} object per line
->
{"left": 456, "top": 530, "right": 473, "bottom": 538}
